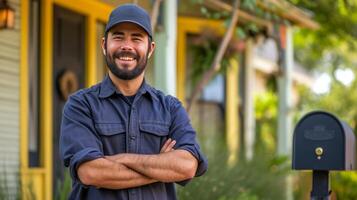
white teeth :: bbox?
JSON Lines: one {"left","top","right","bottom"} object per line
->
{"left": 119, "top": 57, "right": 134, "bottom": 61}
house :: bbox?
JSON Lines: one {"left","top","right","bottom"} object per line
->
{"left": 0, "top": 0, "right": 317, "bottom": 199}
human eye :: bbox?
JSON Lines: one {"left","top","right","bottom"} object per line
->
{"left": 113, "top": 35, "right": 123, "bottom": 40}
{"left": 111, "top": 32, "right": 124, "bottom": 40}
{"left": 131, "top": 35, "right": 142, "bottom": 40}
{"left": 133, "top": 37, "right": 142, "bottom": 42}
{"left": 132, "top": 33, "right": 144, "bottom": 42}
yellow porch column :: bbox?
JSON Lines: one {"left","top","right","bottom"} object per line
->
{"left": 40, "top": 0, "right": 54, "bottom": 199}
{"left": 20, "top": 0, "right": 30, "bottom": 197}
{"left": 225, "top": 58, "right": 240, "bottom": 166}
{"left": 86, "top": 15, "right": 97, "bottom": 86}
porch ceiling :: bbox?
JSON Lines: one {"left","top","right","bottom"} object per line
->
{"left": 202, "top": 0, "right": 319, "bottom": 29}
{"left": 98, "top": 0, "right": 318, "bottom": 30}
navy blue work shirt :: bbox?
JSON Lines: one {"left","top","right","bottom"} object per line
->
{"left": 60, "top": 75, "right": 208, "bottom": 200}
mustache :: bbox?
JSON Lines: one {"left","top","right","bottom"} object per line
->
{"left": 113, "top": 51, "right": 138, "bottom": 60}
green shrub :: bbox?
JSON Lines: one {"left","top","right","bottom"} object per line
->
{"left": 0, "top": 170, "right": 31, "bottom": 200}
{"left": 177, "top": 146, "right": 290, "bottom": 200}
{"left": 331, "top": 172, "right": 357, "bottom": 199}
{"left": 55, "top": 169, "right": 71, "bottom": 200}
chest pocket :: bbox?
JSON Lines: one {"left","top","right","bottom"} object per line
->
{"left": 139, "top": 122, "right": 170, "bottom": 154}
{"left": 95, "top": 123, "right": 126, "bottom": 155}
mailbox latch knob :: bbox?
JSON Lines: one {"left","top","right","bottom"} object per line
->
{"left": 315, "top": 147, "right": 324, "bottom": 159}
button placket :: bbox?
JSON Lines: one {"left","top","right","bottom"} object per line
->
{"left": 128, "top": 105, "right": 139, "bottom": 200}
{"left": 128, "top": 105, "right": 138, "bottom": 153}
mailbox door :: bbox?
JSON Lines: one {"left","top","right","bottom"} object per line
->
{"left": 293, "top": 112, "right": 345, "bottom": 170}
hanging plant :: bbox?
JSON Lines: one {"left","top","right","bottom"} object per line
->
{"left": 185, "top": 0, "right": 291, "bottom": 111}
{"left": 187, "top": 0, "right": 279, "bottom": 88}
{"left": 188, "top": 28, "right": 245, "bottom": 86}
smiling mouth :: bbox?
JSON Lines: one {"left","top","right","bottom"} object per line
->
{"left": 118, "top": 56, "right": 136, "bottom": 61}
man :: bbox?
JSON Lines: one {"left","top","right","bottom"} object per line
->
{"left": 60, "top": 4, "right": 208, "bottom": 200}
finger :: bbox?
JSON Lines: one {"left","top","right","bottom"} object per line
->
{"left": 160, "top": 138, "right": 172, "bottom": 153}
{"left": 166, "top": 140, "right": 176, "bottom": 152}
{"left": 161, "top": 139, "right": 176, "bottom": 153}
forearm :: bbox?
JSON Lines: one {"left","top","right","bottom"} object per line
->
{"left": 78, "top": 157, "right": 156, "bottom": 189}
{"left": 107, "top": 150, "right": 198, "bottom": 182}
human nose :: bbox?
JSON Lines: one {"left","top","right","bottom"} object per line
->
{"left": 120, "top": 40, "right": 134, "bottom": 51}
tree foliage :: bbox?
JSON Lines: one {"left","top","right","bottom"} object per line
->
{"left": 289, "top": 0, "right": 357, "bottom": 72}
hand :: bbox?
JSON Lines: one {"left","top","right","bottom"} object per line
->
{"left": 160, "top": 138, "right": 176, "bottom": 153}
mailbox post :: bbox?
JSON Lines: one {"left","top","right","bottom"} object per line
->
{"left": 292, "top": 111, "right": 356, "bottom": 200}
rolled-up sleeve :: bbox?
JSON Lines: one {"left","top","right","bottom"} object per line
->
{"left": 168, "top": 96, "right": 208, "bottom": 181}
{"left": 60, "top": 93, "right": 104, "bottom": 184}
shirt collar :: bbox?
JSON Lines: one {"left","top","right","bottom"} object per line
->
{"left": 99, "top": 75, "right": 158, "bottom": 101}
{"left": 98, "top": 75, "right": 116, "bottom": 98}
{"left": 137, "top": 80, "right": 159, "bottom": 101}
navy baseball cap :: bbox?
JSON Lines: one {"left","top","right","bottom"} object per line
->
{"left": 105, "top": 4, "right": 152, "bottom": 38}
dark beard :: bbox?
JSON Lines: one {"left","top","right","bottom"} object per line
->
{"left": 105, "top": 49, "right": 148, "bottom": 80}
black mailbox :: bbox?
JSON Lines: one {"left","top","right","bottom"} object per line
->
{"left": 293, "top": 111, "right": 356, "bottom": 170}
{"left": 292, "top": 111, "right": 356, "bottom": 200}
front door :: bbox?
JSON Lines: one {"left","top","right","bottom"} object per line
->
{"left": 53, "top": 5, "right": 85, "bottom": 191}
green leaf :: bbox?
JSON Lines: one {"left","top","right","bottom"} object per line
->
{"left": 242, "top": 0, "right": 257, "bottom": 11}
{"left": 236, "top": 27, "right": 247, "bottom": 39}
{"left": 247, "top": 23, "right": 259, "bottom": 33}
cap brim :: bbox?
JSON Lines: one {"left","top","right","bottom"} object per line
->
{"left": 105, "top": 19, "right": 152, "bottom": 38}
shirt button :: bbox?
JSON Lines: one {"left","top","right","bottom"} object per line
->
{"left": 130, "top": 136, "right": 136, "bottom": 140}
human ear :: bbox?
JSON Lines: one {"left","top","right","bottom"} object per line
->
{"left": 101, "top": 37, "right": 106, "bottom": 56}
{"left": 148, "top": 42, "right": 155, "bottom": 59}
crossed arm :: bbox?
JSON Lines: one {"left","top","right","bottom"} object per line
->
{"left": 77, "top": 139, "right": 198, "bottom": 189}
